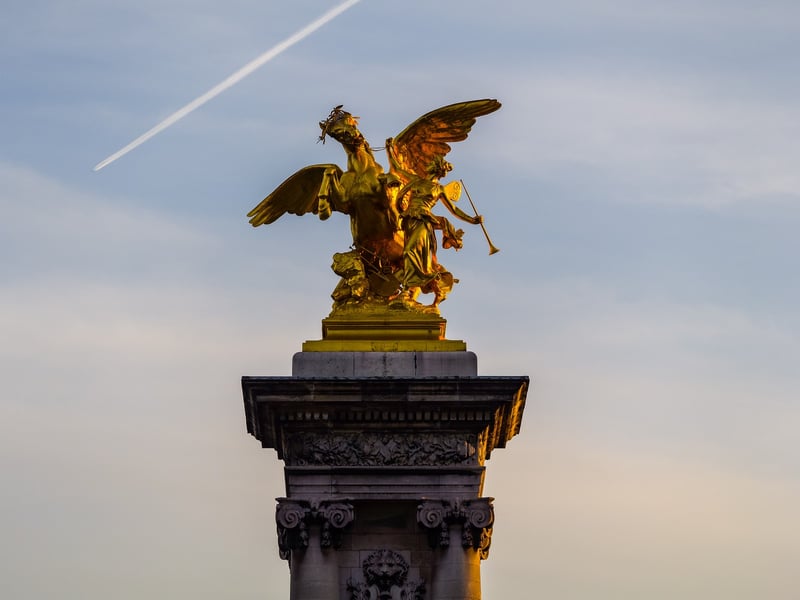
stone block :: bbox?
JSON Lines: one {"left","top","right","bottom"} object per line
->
{"left": 292, "top": 351, "right": 478, "bottom": 377}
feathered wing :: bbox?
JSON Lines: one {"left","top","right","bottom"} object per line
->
{"left": 389, "top": 99, "right": 501, "bottom": 180}
{"left": 247, "top": 164, "right": 342, "bottom": 226}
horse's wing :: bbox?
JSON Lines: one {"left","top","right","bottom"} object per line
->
{"left": 247, "top": 164, "right": 343, "bottom": 226}
{"left": 390, "top": 99, "right": 501, "bottom": 178}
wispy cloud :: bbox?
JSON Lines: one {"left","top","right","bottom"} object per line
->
{"left": 476, "top": 71, "right": 800, "bottom": 207}
{"left": 1, "top": 162, "right": 211, "bottom": 246}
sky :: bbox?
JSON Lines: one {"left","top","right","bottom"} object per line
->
{"left": 1, "top": 0, "right": 799, "bottom": 598}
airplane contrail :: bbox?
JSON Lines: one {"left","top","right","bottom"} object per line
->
{"left": 93, "top": 0, "right": 362, "bottom": 171}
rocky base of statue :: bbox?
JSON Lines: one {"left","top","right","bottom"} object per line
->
{"left": 330, "top": 248, "right": 459, "bottom": 316}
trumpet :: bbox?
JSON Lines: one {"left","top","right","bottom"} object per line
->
{"left": 460, "top": 180, "right": 500, "bottom": 255}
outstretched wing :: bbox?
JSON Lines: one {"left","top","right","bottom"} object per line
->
{"left": 389, "top": 99, "right": 501, "bottom": 178}
{"left": 247, "top": 164, "right": 342, "bottom": 227}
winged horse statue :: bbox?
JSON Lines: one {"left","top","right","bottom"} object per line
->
{"left": 247, "top": 99, "right": 500, "bottom": 312}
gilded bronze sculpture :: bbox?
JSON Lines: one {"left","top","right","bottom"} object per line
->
{"left": 248, "top": 99, "right": 500, "bottom": 314}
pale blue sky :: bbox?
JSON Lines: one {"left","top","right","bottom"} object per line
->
{"left": 1, "top": 1, "right": 799, "bottom": 598}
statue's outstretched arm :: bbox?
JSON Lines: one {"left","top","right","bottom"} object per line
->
{"left": 440, "top": 193, "right": 482, "bottom": 225}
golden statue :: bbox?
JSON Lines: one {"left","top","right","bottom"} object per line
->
{"left": 248, "top": 99, "right": 500, "bottom": 316}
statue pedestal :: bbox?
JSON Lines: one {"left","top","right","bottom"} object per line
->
{"left": 302, "top": 305, "right": 467, "bottom": 352}
{"left": 242, "top": 351, "right": 528, "bottom": 600}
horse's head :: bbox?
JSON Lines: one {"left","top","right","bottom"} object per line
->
{"left": 319, "top": 105, "right": 365, "bottom": 148}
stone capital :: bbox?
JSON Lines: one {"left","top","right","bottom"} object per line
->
{"left": 417, "top": 498, "right": 495, "bottom": 559}
{"left": 275, "top": 498, "right": 355, "bottom": 560}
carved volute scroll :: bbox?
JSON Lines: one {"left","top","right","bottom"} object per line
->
{"left": 319, "top": 501, "right": 355, "bottom": 549}
{"left": 417, "top": 500, "right": 450, "bottom": 548}
{"left": 347, "top": 549, "right": 425, "bottom": 600}
{"left": 276, "top": 500, "right": 311, "bottom": 560}
{"left": 275, "top": 498, "right": 355, "bottom": 561}
{"left": 417, "top": 498, "right": 495, "bottom": 559}
{"left": 461, "top": 499, "right": 494, "bottom": 560}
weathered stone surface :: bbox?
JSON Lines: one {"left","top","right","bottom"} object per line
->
{"left": 292, "top": 351, "right": 478, "bottom": 377}
{"left": 283, "top": 466, "right": 486, "bottom": 500}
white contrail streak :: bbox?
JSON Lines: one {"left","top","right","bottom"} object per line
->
{"left": 93, "top": 0, "right": 362, "bottom": 171}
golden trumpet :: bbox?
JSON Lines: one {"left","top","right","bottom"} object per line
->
{"left": 460, "top": 180, "right": 500, "bottom": 255}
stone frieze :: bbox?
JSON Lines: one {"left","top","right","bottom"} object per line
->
{"left": 284, "top": 432, "right": 478, "bottom": 466}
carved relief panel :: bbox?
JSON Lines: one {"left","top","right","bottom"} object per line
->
{"left": 284, "top": 432, "right": 479, "bottom": 466}
{"left": 347, "top": 549, "right": 425, "bottom": 600}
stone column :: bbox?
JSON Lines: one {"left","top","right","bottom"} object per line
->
{"left": 276, "top": 499, "right": 354, "bottom": 600}
{"left": 289, "top": 536, "right": 338, "bottom": 600}
{"left": 418, "top": 498, "right": 494, "bottom": 600}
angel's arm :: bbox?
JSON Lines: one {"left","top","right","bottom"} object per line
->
{"left": 439, "top": 191, "right": 482, "bottom": 225}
